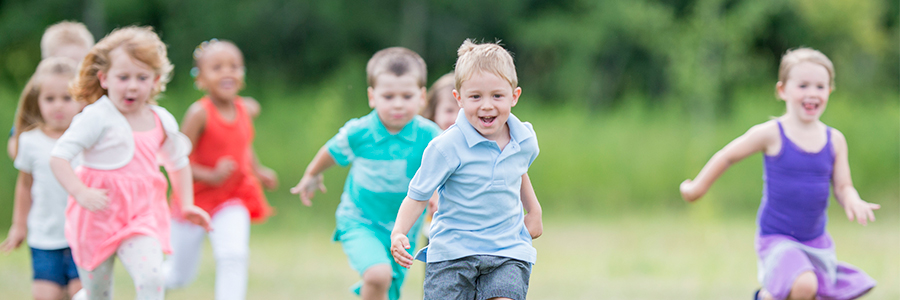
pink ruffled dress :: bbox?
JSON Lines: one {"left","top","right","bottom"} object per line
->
{"left": 65, "top": 113, "right": 172, "bottom": 270}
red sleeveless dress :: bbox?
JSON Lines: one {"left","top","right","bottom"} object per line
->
{"left": 173, "top": 97, "right": 272, "bottom": 222}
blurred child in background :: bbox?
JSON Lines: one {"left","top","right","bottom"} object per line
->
{"left": 162, "top": 39, "right": 277, "bottom": 300}
{"left": 1, "top": 57, "right": 84, "bottom": 300}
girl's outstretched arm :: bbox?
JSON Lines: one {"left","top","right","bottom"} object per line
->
{"left": 50, "top": 157, "right": 108, "bottom": 211}
{"left": 520, "top": 173, "right": 542, "bottom": 239}
{"left": 169, "top": 166, "right": 212, "bottom": 231}
{"left": 831, "top": 129, "right": 880, "bottom": 225}
{"left": 680, "top": 123, "right": 776, "bottom": 202}
{"left": 0, "top": 171, "right": 33, "bottom": 253}
{"left": 390, "top": 197, "right": 428, "bottom": 269}
{"left": 290, "top": 145, "right": 335, "bottom": 206}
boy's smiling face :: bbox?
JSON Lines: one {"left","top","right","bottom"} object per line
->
{"left": 368, "top": 73, "right": 426, "bottom": 133}
{"left": 453, "top": 71, "right": 521, "bottom": 141}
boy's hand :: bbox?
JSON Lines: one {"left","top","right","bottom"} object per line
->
{"left": 75, "top": 188, "right": 109, "bottom": 211}
{"left": 843, "top": 198, "right": 880, "bottom": 226}
{"left": 207, "top": 158, "right": 237, "bottom": 185}
{"left": 290, "top": 173, "right": 326, "bottom": 206}
{"left": 390, "top": 232, "right": 414, "bottom": 269}
{"left": 182, "top": 205, "right": 213, "bottom": 231}
{"left": 524, "top": 213, "right": 543, "bottom": 239}
{"left": 0, "top": 225, "right": 26, "bottom": 253}
{"left": 256, "top": 166, "right": 279, "bottom": 190}
{"left": 679, "top": 179, "right": 701, "bottom": 202}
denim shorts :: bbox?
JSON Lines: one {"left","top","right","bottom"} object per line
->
{"left": 31, "top": 247, "right": 80, "bottom": 286}
{"left": 424, "top": 255, "right": 531, "bottom": 300}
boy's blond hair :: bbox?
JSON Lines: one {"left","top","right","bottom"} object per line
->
{"left": 454, "top": 39, "right": 517, "bottom": 91}
{"left": 40, "top": 21, "right": 95, "bottom": 59}
{"left": 14, "top": 57, "right": 79, "bottom": 139}
{"left": 71, "top": 26, "right": 173, "bottom": 105}
{"left": 778, "top": 47, "right": 835, "bottom": 89}
{"left": 366, "top": 47, "right": 427, "bottom": 88}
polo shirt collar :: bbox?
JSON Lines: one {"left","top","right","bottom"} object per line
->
{"left": 455, "top": 109, "right": 533, "bottom": 148}
{"left": 368, "top": 110, "right": 418, "bottom": 143}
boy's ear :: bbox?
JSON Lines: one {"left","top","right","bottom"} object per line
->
{"left": 452, "top": 89, "right": 462, "bottom": 107}
{"left": 367, "top": 86, "right": 376, "bottom": 108}
{"left": 511, "top": 87, "right": 522, "bottom": 107}
{"left": 420, "top": 86, "right": 427, "bottom": 106}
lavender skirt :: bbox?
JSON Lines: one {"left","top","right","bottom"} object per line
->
{"left": 755, "top": 232, "right": 876, "bottom": 300}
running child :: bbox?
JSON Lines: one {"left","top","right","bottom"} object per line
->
{"left": 162, "top": 39, "right": 277, "bottom": 299}
{"left": 290, "top": 47, "right": 442, "bottom": 300}
{"left": 8, "top": 21, "right": 94, "bottom": 160}
{"left": 679, "top": 48, "right": 878, "bottom": 300}
{"left": 49, "top": 26, "right": 211, "bottom": 300}
{"left": 1, "top": 57, "right": 84, "bottom": 300}
{"left": 391, "top": 39, "right": 544, "bottom": 300}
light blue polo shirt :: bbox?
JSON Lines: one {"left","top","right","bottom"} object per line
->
{"left": 327, "top": 110, "right": 442, "bottom": 232}
{"left": 408, "top": 110, "right": 539, "bottom": 264}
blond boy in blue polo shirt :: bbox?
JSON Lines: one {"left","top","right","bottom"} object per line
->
{"left": 291, "top": 47, "right": 442, "bottom": 300}
{"left": 390, "top": 40, "right": 544, "bottom": 300}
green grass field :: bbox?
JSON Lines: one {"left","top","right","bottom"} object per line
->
{"left": 0, "top": 211, "right": 896, "bottom": 299}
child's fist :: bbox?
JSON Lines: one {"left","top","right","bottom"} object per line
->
{"left": 680, "top": 179, "right": 701, "bottom": 202}
{"left": 75, "top": 188, "right": 109, "bottom": 211}
{"left": 209, "top": 157, "right": 237, "bottom": 185}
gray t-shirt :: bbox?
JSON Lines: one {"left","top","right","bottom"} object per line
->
{"left": 14, "top": 129, "right": 81, "bottom": 250}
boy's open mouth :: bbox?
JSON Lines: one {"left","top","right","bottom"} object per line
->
{"left": 479, "top": 116, "right": 496, "bottom": 126}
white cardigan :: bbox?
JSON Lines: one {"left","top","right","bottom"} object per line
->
{"left": 51, "top": 96, "right": 192, "bottom": 171}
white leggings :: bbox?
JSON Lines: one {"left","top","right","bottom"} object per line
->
{"left": 162, "top": 204, "right": 250, "bottom": 300}
{"left": 75, "top": 235, "right": 165, "bottom": 300}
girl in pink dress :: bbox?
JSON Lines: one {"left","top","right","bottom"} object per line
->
{"left": 49, "top": 26, "right": 211, "bottom": 300}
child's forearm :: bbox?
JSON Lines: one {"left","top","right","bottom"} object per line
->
{"left": 169, "top": 166, "right": 196, "bottom": 209}
{"left": 190, "top": 163, "right": 218, "bottom": 182}
{"left": 520, "top": 173, "right": 541, "bottom": 215}
{"left": 391, "top": 197, "right": 428, "bottom": 236}
{"left": 688, "top": 151, "right": 734, "bottom": 197}
{"left": 50, "top": 157, "right": 88, "bottom": 196}
{"left": 834, "top": 184, "right": 862, "bottom": 207}
{"left": 10, "top": 172, "right": 33, "bottom": 230}
{"left": 304, "top": 145, "right": 336, "bottom": 176}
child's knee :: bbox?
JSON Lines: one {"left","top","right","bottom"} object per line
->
{"left": 789, "top": 271, "right": 817, "bottom": 300}
{"left": 362, "top": 264, "right": 393, "bottom": 290}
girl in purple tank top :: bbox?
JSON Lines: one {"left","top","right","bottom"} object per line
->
{"left": 679, "top": 48, "right": 879, "bottom": 300}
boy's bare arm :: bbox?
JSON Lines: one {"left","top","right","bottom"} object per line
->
{"left": 290, "top": 145, "right": 336, "bottom": 206}
{"left": 521, "top": 173, "right": 542, "bottom": 239}
{"left": 390, "top": 197, "right": 428, "bottom": 268}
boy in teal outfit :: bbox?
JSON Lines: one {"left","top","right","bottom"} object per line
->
{"left": 291, "top": 47, "right": 441, "bottom": 300}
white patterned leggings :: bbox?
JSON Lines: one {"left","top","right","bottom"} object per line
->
{"left": 74, "top": 235, "right": 165, "bottom": 300}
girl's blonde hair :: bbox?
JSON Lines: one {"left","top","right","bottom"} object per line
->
{"left": 778, "top": 47, "right": 835, "bottom": 89}
{"left": 454, "top": 39, "right": 517, "bottom": 91}
{"left": 14, "top": 57, "right": 79, "bottom": 139}
{"left": 422, "top": 72, "right": 455, "bottom": 121}
{"left": 71, "top": 26, "right": 173, "bottom": 105}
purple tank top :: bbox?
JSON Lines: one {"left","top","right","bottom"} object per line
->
{"left": 758, "top": 121, "right": 834, "bottom": 241}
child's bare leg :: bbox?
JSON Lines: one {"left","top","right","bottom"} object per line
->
{"left": 66, "top": 279, "right": 83, "bottom": 298}
{"left": 788, "top": 271, "right": 817, "bottom": 300}
{"left": 360, "top": 264, "right": 392, "bottom": 300}
{"left": 32, "top": 280, "right": 64, "bottom": 300}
